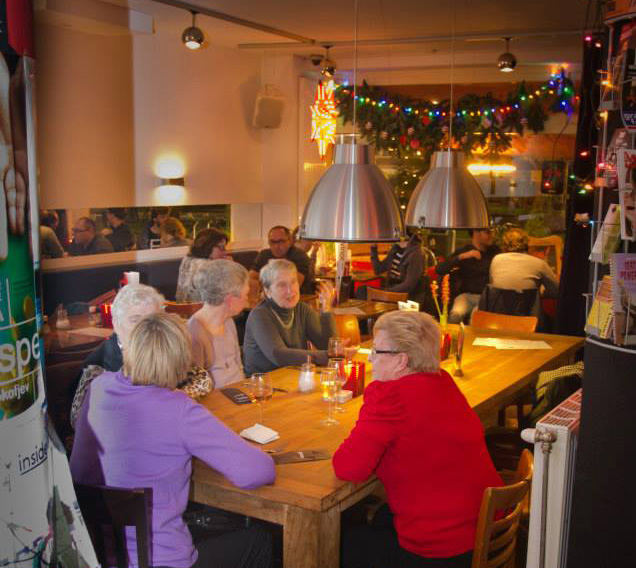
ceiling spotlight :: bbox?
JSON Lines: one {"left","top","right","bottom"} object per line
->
{"left": 182, "top": 11, "right": 204, "bottom": 50}
{"left": 497, "top": 37, "right": 517, "bottom": 72}
{"left": 320, "top": 45, "right": 336, "bottom": 78}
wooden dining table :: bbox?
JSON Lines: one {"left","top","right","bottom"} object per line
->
{"left": 190, "top": 326, "right": 584, "bottom": 568}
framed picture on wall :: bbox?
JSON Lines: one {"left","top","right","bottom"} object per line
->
{"left": 619, "top": 187, "right": 636, "bottom": 241}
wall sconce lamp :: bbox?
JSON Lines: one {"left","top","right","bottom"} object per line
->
{"left": 158, "top": 177, "right": 185, "bottom": 186}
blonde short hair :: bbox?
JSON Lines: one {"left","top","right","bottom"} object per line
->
{"left": 123, "top": 312, "right": 191, "bottom": 388}
{"left": 194, "top": 259, "right": 248, "bottom": 305}
{"left": 502, "top": 228, "right": 529, "bottom": 253}
{"left": 259, "top": 258, "right": 297, "bottom": 290}
{"left": 373, "top": 311, "right": 440, "bottom": 373}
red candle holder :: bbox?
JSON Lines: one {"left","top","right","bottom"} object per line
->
{"left": 343, "top": 361, "right": 366, "bottom": 397}
{"left": 100, "top": 303, "right": 113, "bottom": 328}
{"left": 440, "top": 331, "right": 452, "bottom": 361}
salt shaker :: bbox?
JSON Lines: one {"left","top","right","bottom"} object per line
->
{"left": 55, "top": 304, "right": 70, "bottom": 329}
{"left": 298, "top": 355, "right": 316, "bottom": 393}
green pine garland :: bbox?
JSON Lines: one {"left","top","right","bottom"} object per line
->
{"left": 334, "top": 71, "right": 575, "bottom": 206}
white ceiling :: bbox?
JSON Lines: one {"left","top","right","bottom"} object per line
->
{"left": 62, "top": 0, "right": 597, "bottom": 84}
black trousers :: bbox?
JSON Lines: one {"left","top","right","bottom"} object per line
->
{"left": 155, "top": 524, "right": 272, "bottom": 568}
{"left": 341, "top": 505, "right": 472, "bottom": 568}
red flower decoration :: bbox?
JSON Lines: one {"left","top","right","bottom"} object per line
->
{"left": 422, "top": 116, "right": 431, "bottom": 126}
{"left": 410, "top": 139, "right": 421, "bottom": 149}
{"left": 399, "top": 135, "right": 408, "bottom": 147}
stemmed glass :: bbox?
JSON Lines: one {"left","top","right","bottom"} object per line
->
{"left": 320, "top": 369, "right": 339, "bottom": 426}
{"left": 328, "top": 337, "right": 346, "bottom": 412}
{"left": 246, "top": 373, "right": 272, "bottom": 425}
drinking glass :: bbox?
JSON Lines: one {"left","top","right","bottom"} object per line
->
{"left": 327, "top": 337, "right": 345, "bottom": 359}
{"left": 320, "top": 369, "right": 339, "bottom": 426}
{"left": 328, "top": 358, "right": 347, "bottom": 413}
{"left": 247, "top": 373, "right": 273, "bottom": 425}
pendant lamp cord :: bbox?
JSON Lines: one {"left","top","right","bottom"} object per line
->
{"left": 448, "top": 0, "right": 455, "bottom": 154}
{"left": 353, "top": 0, "right": 358, "bottom": 141}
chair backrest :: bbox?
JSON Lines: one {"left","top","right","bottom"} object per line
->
{"left": 163, "top": 300, "right": 203, "bottom": 318}
{"left": 472, "top": 450, "right": 534, "bottom": 568}
{"left": 45, "top": 360, "right": 86, "bottom": 445}
{"left": 478, "top": 285, "right": 538, "bottom": 317}
{"left": 74, "top": 483, "right": 152, "bottom": 568}
{"left": 367, "top": 288, "right": 408, "bottom": 303}
{"left": 46, "top": 344, "right": 102, "bottom": 365}
{"left": 471, "top": 310, "right": 538, "bottom": 333}
{"left": 528, "top": 235, "right": 563, "bottom": 280}
{"left": 333, "top": 314, "right": 361, "bottom": 347}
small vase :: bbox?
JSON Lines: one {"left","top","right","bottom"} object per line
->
{"left": 439, "top": 313, "right": 448, "bottom": 331}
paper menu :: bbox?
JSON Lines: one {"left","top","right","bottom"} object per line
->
{"left": 472, "top": 338, "right": 552, "bottom": 350}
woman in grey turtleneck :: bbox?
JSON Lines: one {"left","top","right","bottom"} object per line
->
{"left": 243, "top": 258, "right": 336, "bottom": 376}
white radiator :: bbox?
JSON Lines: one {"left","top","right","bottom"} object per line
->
{"left": 524, "top": 389, "right": 582, "bottom": 568}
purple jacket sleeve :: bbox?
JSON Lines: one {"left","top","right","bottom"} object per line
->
{"left": 179, "top": 398, "right": 275, "bottom": 489}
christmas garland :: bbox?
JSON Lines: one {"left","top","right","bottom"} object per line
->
{"left": 333, "top": 69, "right": 577, "bottom": 209}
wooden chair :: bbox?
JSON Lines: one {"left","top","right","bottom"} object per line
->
{"left": 163, "top": 301, "right": 203, "bottom": 318}
{"left": 366, "top": 288, "right": 408, "bottom": 303}
{"left": 46, "top": 345, "right": 102, "bottom": 365}
{"left": 528, "top": 235, "right": 563, "bottom": 280}
{"left": 472, "top": 450, "right": 533, "bottom": 568}
{"left": 471, "top": 310, "right": 538, "bottom": 333}
{"left": 45, "top": 360, "right": 86, "bottom": 452}
{"left": 334, "top": 314, "right": 362, "bottom": 347}
{"left": 74, "top": 483, "right": 152, "bottom": 568}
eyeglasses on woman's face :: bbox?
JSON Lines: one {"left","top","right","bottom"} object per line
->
{"left": 370, "top": 347, "right": 401, "bottom": 357}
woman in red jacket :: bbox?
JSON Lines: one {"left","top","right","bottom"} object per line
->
{"left": 333, "top": 311, "right": 502, "bottom": 568}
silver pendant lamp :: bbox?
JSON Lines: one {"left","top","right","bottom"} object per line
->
{"left": 298, "top": 0, "right": 403, "bottom": 243}
{"left": 404, "top": 4, "right": 490, "bottom": 230}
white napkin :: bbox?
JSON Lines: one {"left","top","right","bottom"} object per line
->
{"left": 240, "top": 423, "right": 280, "bottom": 444}
{"left": 398, "top": 300, "right": 420, "bottom": 311}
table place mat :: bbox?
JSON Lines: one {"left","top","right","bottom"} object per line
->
{"left": 473, "top": 338, "right": 552, "bottom": 350}
{"left": 273, "top": 449, "right": 331, "bottom": 464}
{"left": 332, "top": 306, "right": 366, "bottom": 315}
{"left": 69, "top": 326, "right": 114, "bottom": 339}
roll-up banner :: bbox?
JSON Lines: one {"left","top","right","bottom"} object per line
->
{"left": 0, "top": 2, "right": 97, "bottom": 567}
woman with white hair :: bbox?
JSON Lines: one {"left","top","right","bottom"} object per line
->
{"left": 68, "top": 283, "right": 165, "bottom": 401}
{"left": 71, "top": 312, "right": 275, "bottom": 568}
{"left": 243, "top": 259, "right": 336, "bottom": 375}
{"left": 188, "top": 259, "right": 250, "bottom": 389}
{"left": 334, "top": 311, "right": 501, "bottom": 568}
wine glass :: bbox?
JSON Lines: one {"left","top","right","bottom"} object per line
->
{"left": 328, "top": 358, "right": 347, "bottom": 413}
{"left": 246, "top": 373, "right": 272, "bottom": 425}
{"left": 320, "top": 369, "right": 339, "bottom": 426}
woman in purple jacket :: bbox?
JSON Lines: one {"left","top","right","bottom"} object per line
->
{"left": 70, "top": 312, "right": 276, "bottom": 568}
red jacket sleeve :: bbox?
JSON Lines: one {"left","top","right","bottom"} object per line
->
{"left": 332, "top": 381, "right": 403, "bottom": 482}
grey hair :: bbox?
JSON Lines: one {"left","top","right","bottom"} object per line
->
{"left": 373, "top": 311, "right": 440, "bottom": 373}
{"left": 259, "top": 258, "right": 297, "bottom": 290}
{"left": 111, "top": 284, "right": 165, "bottom": 326}
{"left": 193, "top": 259, "right": 248, "bottom": 306}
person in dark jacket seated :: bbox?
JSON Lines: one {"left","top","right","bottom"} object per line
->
{"left": 68, "top": 284, "right": 164, "bottom": 409}
{"left": 68, "top": 217, "right": 114, "bottom": 256}
{"left": 357, "top": 231, "right": 426, "bottom": 305}
{"left": 333, "top": 310, "right": 502, "bottom": 568}
{"left": 435, "top": 228, "right": 500, "bottom": 324}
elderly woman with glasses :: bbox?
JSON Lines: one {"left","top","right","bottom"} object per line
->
{"left": 243, "top": 258, "right": 336, "bottom": 375}
{"left": 188, "top": 259, "right": 249, "bottom": 389}
{"left": 334, "top": 311, "right": 502, "bottom": 568}
{"left": 71, "top": 312, "right": 275, "bottom": 568}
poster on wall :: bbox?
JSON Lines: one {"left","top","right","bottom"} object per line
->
{"left": 0, "top": 2, "right": 97, "bottom": 567}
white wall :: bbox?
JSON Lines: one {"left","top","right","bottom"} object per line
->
{"left": 35, "top": 21, "right": 135, "bottom": 209}
{"left": 131, "top": 23, "right": 265, "bottom": 207}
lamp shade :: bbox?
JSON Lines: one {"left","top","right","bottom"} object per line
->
{"left": 299, "top": 136, "right": 403, "bottom": 242}
{"left": 405, "top": 150, "right": 490, "bottom": 229}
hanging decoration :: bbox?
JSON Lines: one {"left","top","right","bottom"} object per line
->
{"left": 310, "top": 79, "right": 339, "bottom": 159}
{"left": 330, "top": 68, "right": 577, "bottom": 208}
